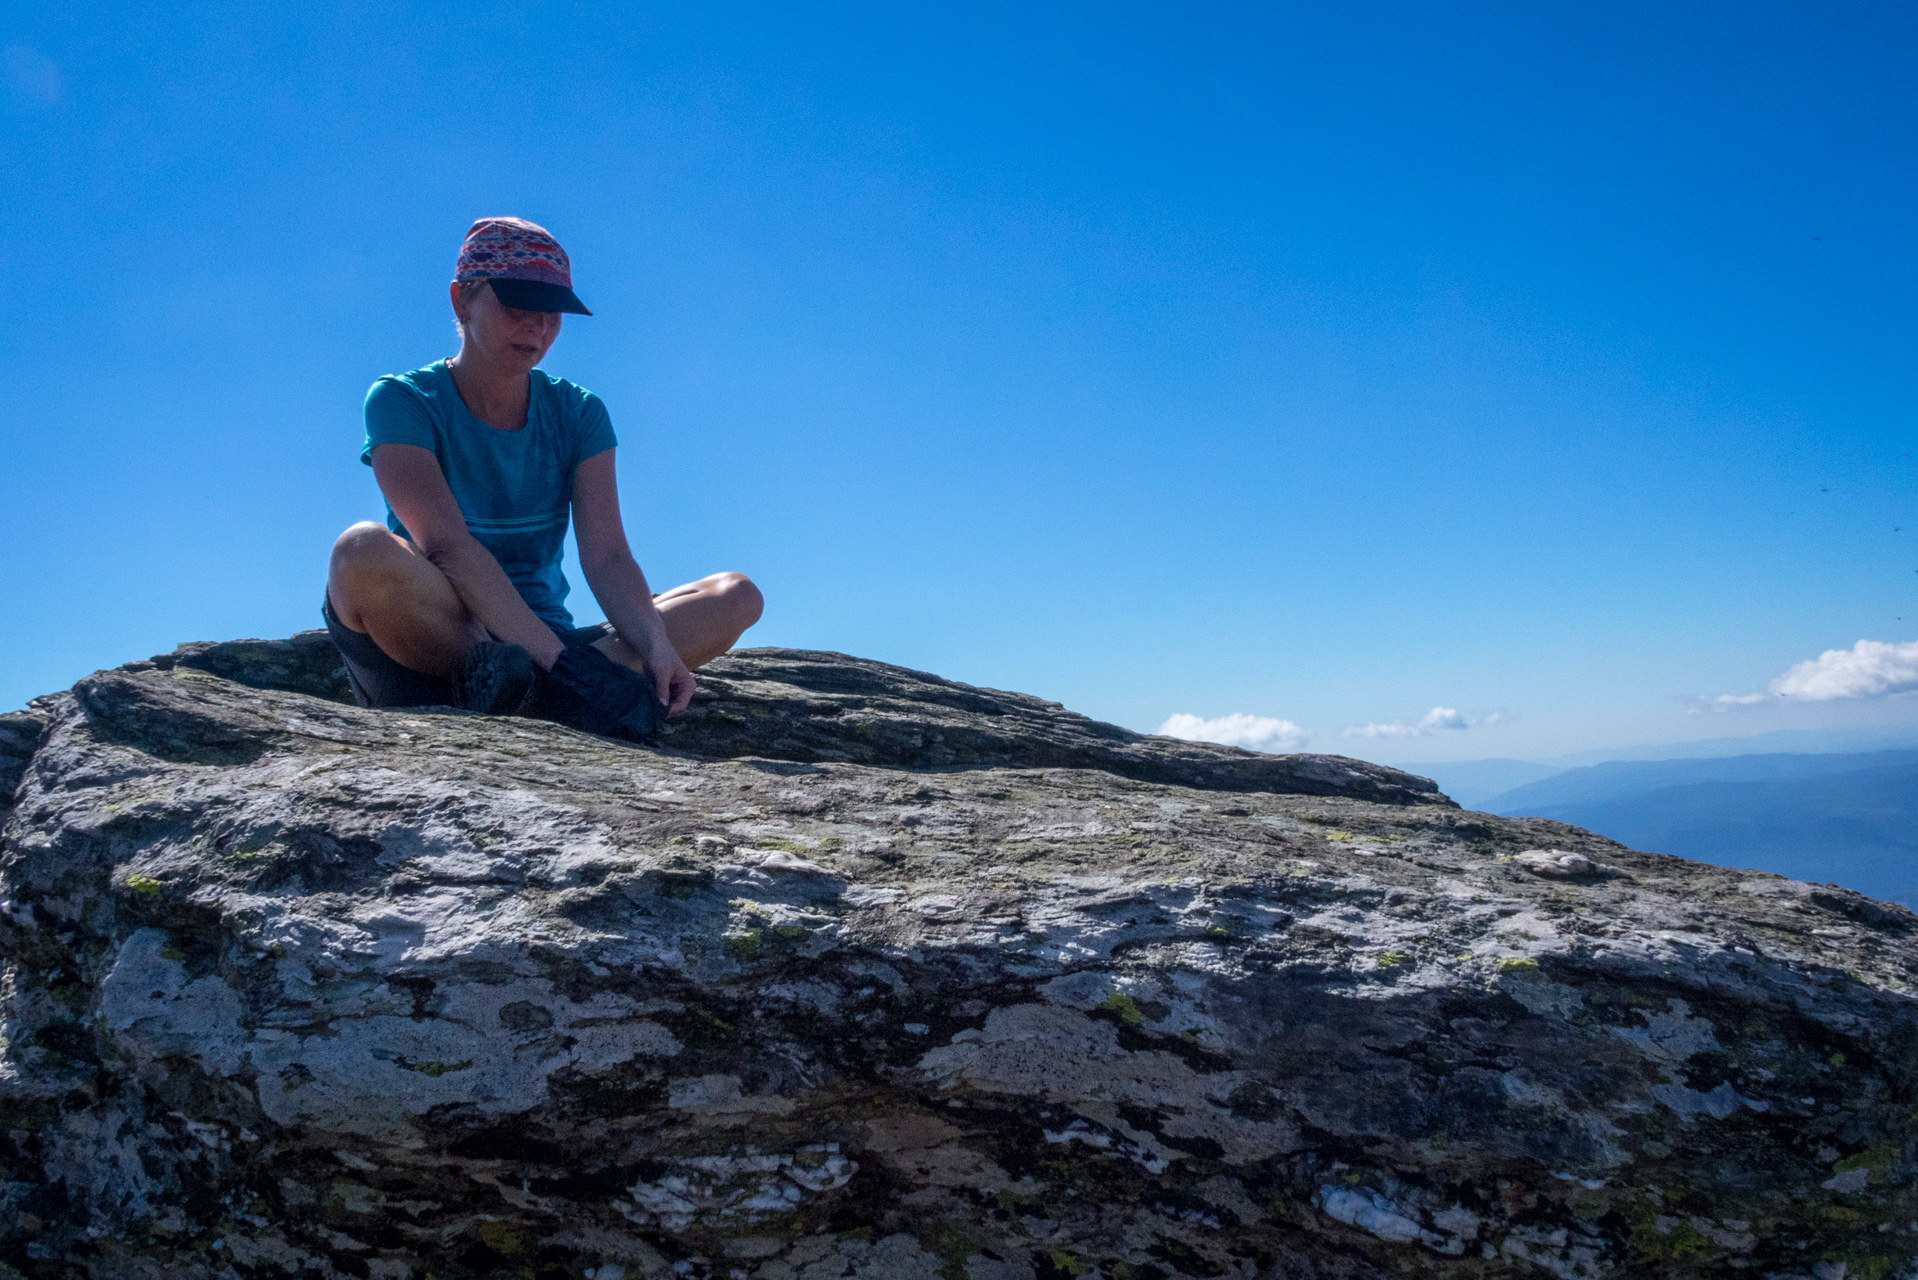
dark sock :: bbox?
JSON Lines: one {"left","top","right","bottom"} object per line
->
{"left": 453, "top": 642, "right": 538, "bottom": 717}
{"left": 532, "top": 644, "right": 668, "bottom": 742}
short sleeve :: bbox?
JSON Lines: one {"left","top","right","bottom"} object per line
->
{"left": 574, "top": 390, "right": 617, "bottom": 466}
{"left": 361, "top": 377, "right": 439, "bottom": 465}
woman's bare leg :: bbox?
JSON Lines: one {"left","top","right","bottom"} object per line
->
{"left": 327, "top": 522, "right": 487, "bottom": 676}
{"left": 331, "top": 526, "right": 758, "bottom": 682}
{"left": 653, "top": 572, "right": 765, "bottom": 667}
{"left": 592, "top": 572, "right": 764, "bottom": 673}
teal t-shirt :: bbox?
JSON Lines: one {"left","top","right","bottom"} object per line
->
{"left": 361, "top": 360, "right": 617, "bottom": 629}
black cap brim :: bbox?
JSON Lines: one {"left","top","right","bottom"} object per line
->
{"left": 487, "top": 277, "right": 592, "bottom": 315}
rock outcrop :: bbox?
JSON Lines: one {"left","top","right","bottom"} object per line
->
{"left": 2, "top": 636, "right": 1916, "bottom": 1279}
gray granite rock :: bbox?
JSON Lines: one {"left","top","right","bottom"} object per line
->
{"left": 2, "top": 643, "right": 1916, "bottom": 1279}
{"left": 150, "top": 634, "right": 1449, "bottom": 807}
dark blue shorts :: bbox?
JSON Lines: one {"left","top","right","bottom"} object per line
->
{"left": 321, "top": 595, "right": 613, "bottom": 710}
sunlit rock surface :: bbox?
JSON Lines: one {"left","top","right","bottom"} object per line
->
{"left": 2, "top": 637, "right": 1916, "bottom": 1279}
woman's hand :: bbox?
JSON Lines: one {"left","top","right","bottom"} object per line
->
{"left": 614, "top": 606, "right": 697, "bottom": 714}
{"left": 648, "top": 641, "right": 697, "bottom": 715}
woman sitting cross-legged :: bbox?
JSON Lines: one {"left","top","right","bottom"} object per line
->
{"left": 323, "top": 216, "right": 762, "bottom": 739}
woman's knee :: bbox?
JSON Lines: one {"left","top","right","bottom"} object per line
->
{"left": 329, "top": 524, "right": 433, "bottom": 602}
{"left": 331, "top": 522, "right": 403, "bottom": 571}
{"left": 710, "top": 572, "right": 764, "bottom": 627}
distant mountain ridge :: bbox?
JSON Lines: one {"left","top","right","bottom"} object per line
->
{"left": 1539, "top": 726, "right": 1918, "bottom": 768}
{"left": 1484, "top": 748, "right": 1918, "bottom": 812}
{"left": 1398, "top": 727, "right": 1918, "bottom": 805}
{"left": 1476, "top": 749, "right": 1918, "bottom": 907}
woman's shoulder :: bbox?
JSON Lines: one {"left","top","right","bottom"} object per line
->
{"left": 362, "top": 362, "right": 455, "bottom": 451}
{"left": 532, "top": 370, "right": 616, "bottom": 458}
{"left": 366, "top": 360, "right": 453, "bottom": 405}
{"left": 531, "top": 370, "right": 610, "bottom": 424}
{"left": 531, "top": 369, "right": 601, "bottom": 405}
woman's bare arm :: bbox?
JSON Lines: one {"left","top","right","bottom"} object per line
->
{"left": 370, "top": 443, "right": 566, "bottom": 669}
{"left": 570, "top": 449, "right": 695, "bottom": 712}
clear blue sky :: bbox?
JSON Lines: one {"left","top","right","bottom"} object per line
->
{"left": 4, "top": 2, "right": 1913, "bottom": 762}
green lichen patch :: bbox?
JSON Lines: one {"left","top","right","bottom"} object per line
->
{"left": 1627, "top": 1208, "right": 1712, "bottom": 1264}
{"left": 918, "top": 1221, "right": 987, "bottom": 1280}
{"left": 1835, "top": 1143, "right": 1899, "bottom": 1184}
{"left": 474, "top": 1218, "right": 523, "bottom": 1255}
{"left": 753, "top": 836, "right": 816, "bottom": 855}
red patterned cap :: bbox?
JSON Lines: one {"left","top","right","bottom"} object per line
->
{"left": 454, "top": 216, "right": 591, "bottom": 315}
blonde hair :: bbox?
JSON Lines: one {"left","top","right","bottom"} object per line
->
{"left": 452, "top": 278, "right": 490, "bottom": 337}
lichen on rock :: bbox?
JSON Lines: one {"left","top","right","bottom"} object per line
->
{"left": 2, "top": 636, "right": 1917, "bottom": 1278}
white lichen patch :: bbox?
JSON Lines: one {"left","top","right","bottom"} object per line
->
{"left": 615, "top": 1147, "right": 855, "bottom": 1231}
{"left": 916, "top": 1003, "right": 1299, "bottom": 1163}
{"left": 240, "top": 979, "right": 681, "bottom": 1136}
{"left": 1318, "top": 1185, "right": 1447, "bottom": 1249}
{"left": 667, "top": 1073, "right": 796, "bottom": 1121}
{"left": 1607, "top": 999, "right": 1721, "bottom": 1064}
{"left": 99, "top": 928, "right": 246, "bottom": 1075}
{"left": 1650, "top": 1079, "right": 1764, "bottom": 1119}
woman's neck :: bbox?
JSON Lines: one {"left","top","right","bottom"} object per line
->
{"left": 446, "top": 351, "right": 531, "bottom": 431}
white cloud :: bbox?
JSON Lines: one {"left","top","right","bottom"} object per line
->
{"left": 1687, "top": 692, "right": 1768, "bottom": 713}
{"left": 4, "top": 47, "right": 64, "bottom": 108}
{"left": 1343, "top": 706, "right": 1476, "bottom": 738}
{"left": 1771, "top": 639, "right": 1918, "bottom": 701}
{"left": 1345, "top": 720, "right": 1423, "bottom": 739}
{"left": 1697, "top": 638, "right": 1918, "bottom": 709}
{"left": 1157, "top": 712, "right": 1308, "bottom": 753}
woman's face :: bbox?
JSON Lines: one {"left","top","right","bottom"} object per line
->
{"left": 452, "top": 281, "right": 562, "bottom": 374}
